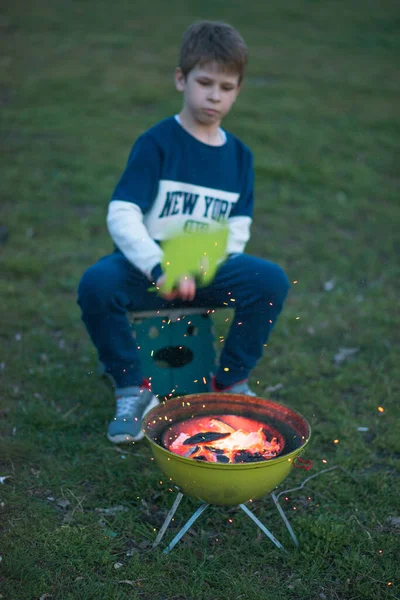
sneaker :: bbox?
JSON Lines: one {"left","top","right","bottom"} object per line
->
{"left": 210, "top": 374, "right": 256, "bottom": 396}
{"left": 107, "top": 379, "right": 160, "bottom": 443}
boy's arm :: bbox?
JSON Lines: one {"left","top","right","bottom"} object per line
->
{"left": 226, "top": 149, "right": 254, "bottom": 255}
{"left": 107, "top": 134, "right": 164, "bottom": 283}
{"left": 226, "top": 215, "right": 252, "bottom": 255}
{"left": 107, "top": 202, "right": 163, "bottom": 282}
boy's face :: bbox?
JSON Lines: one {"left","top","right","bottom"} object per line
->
{"left": 175, "top": 61, "right": 241, "bottom": 126}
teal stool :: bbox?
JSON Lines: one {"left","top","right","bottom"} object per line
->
{"left": 129, "top": 308, "right": 219, "bottom": 398}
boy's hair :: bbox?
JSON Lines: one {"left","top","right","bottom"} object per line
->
{"left": 179, "top": 21, "right": 248, "bottom": 84}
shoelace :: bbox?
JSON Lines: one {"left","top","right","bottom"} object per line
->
{"left": 115, "top": 395, "right": 140, "bottom": 418}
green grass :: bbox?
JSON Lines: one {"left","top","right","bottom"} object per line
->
{"left": 1, "top": 0, "right": 399, "bottom": 598}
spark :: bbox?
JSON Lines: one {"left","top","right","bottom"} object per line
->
{"left": 322, "top": 459, "right": 328, "bottom": 464}
{"left": 202, "top": 377, "right": 207, "bottom": 384}
{"left": 334, "top": 439, "right": 339, "bottom": 444}
{"left": 224, "top": 367, "right": 230, "bottom": 372}
{"left": 296, "top": 317, "right": 300, "bottom": 320}
{"left": 378, "top": 406, "right": 384, "bottom": 413}
{"left": 293, "top": 280, "right": 298, "bottom": 284}
{"left": 378, "top": 549, "right": 383, "bottom": 554}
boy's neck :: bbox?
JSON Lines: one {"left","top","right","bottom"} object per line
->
{"left": 178, "top": 109, "right": 225, "bottom": 146}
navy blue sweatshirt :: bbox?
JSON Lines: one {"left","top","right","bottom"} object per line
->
{"left": 107, "top": 115, "right": 254, "bottom": 282}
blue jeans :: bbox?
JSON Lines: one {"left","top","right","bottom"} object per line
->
{"left": 77, "top": 251, "right": 290, "bottom": 388}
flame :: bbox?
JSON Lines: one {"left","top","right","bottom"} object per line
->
{"left": 163, "top": 415, "right": 284, "bottom": 463}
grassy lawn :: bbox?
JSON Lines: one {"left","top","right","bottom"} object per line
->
{"left": 1, "top": 0, "right": 399, "bottom": 598}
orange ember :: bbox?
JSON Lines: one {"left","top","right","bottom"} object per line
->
{"left": 162, "top": 415, "right": 284, "bottom": 463}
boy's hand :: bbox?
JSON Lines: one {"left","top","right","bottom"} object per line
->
{"left": 156, "top": 274, "right": 196, "bottom": 301}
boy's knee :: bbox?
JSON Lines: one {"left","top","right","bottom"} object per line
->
{"left": 260, "top": 262, "right": 290, "bottom": 304}
{"left": 77, "top": 265, "right": 112, "bottom": 313}
{"left": 274, "top": 264, "right": 290, "bottom": 300}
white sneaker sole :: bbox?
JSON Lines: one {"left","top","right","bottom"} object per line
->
{"left": 107, "top": 396, "right": 160, "bottom": 444}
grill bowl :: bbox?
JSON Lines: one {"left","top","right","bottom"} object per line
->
{"left": 143, "top": 393, "right": 311, "bottom": 506}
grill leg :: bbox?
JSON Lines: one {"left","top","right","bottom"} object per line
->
{"left": 240, "top": 503, "right": 287, "bottom": 552}
{"left": 152, "top": 491, "right": 184, "bottom": 549}
{"left": 162, "top": 502, "right": 209, "bottom": 554}
{"left": 271, "top": 492, "right": 299, "bottom": 547}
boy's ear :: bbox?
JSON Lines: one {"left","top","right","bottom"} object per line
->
{"left": 175, "top": 67, "right": 186, "bottom": 92}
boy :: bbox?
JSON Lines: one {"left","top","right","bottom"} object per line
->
{"left": 77, "top": 21, "right": 290, "bottom": 444}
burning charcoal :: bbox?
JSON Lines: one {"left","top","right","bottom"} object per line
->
{"left": 249, "top": 453, "right": 267, "bottom": 462}
{"left": 210, "top": 418, "right": 235, "bottom": 432}
{"left": 216, "top": 454, "right": 230, "bottom": 463}
{"left": 204, "top": 446, "right": 225, "bottom": 454}
{"left": 183, "top": 431, "right": 231, "bottom": 446}
{"left": 184, "top": 446, "right": 199, "bottom": 458}
{"left": 193, "top": 455, "right": 208, "bottom": 461}
{"left": 233, "top": 450, "right": 251, "bottom": 462}
{"left": 234, "top": 450, "right": 267, "bottom": 463}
